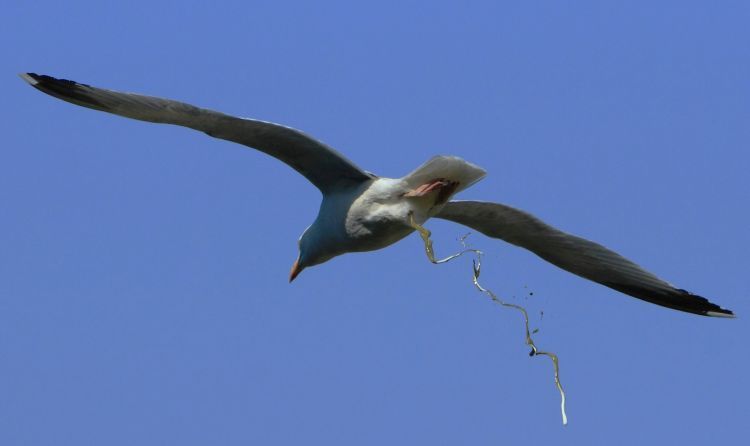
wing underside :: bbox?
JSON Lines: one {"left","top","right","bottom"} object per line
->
{"left": 436, "top": 200, "right": 734, "bottom": 317}
{"left": 20, "top": 73, "right": 373, "bottom": 192}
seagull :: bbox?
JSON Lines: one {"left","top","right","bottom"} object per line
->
{"left": 20, "top": 73, "right": 734, "bottom": 318}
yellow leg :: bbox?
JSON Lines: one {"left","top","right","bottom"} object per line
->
{"left": 408, "top": 212, "right": 481, "bottom": 263}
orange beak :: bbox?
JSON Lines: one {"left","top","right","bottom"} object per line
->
{"left": 289, "top": 258, "right": 304, "bottom": 282}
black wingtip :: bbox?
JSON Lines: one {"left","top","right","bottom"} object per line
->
{"left": 604, "top": 282, "right": 735, "bottom": 318}
{"left": 20, "top": 72, "right": 104, "bottom": 109}
{"left": 19, "top": 73, "right": 88, "bottom": 87}
{"left": 674, "top": 288, "right": 735, "bottom": 318}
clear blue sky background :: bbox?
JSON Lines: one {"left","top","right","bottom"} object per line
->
{"left": 2, "top": 1, "right": 748, "bottom": 444}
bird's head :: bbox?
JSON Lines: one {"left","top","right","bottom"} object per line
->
{"left": 289, "top": 225, "right": 339, "bottom": 282}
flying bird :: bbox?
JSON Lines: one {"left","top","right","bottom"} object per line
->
{"left": 20, "top": 73, "right": 734, "bottom": 318}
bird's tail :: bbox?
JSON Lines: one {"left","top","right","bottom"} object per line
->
{"left": 403, "top": 155, "right": 486, "bottom": 196}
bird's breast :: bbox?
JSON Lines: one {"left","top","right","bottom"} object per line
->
{"left": 339, "top": 178, "right": 434, "bottom": 252}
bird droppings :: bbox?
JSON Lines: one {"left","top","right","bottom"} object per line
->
{"left": 409, "top": 213, "right": 568, "bottom": 426}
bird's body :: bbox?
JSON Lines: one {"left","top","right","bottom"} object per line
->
{"left": 300, "top": 156, "right": 486, "bottom": 266}
{"left": 20, "top": 73, "right": 734, "bottom": 318}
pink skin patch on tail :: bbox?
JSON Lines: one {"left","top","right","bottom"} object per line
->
{"left": 404, "top": 178, "right": 460, "bottom": 205}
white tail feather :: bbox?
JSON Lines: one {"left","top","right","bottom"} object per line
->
{"left": 403, "top": 155, "right": 486, "bottom": 195}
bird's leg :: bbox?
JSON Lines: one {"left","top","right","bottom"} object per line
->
{"left": 407, "top": 212, "right": 481, "bottom": 263}
{"left": 408, "top": 210, "right": 568, "bottom": 426}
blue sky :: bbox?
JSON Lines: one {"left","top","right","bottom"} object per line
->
{"left": 2, "top": 1, "right": 748, "bottom": 444}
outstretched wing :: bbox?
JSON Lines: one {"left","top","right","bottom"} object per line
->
{"left": 436, "top": 200, "right": 734, "bottom": 317}
{"left": 20, "top": 73, "right": 373, "bottom": 193}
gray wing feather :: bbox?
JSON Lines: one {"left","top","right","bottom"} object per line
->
{"left": 436, "top": 200, "right": 734, "bottom": 317}
{"left": 20, "top": 73, "right": 372, "bottom": 193}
